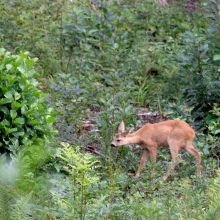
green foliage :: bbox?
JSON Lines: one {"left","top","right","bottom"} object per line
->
{"left": 0, "top": 184, "right": 13, "bottom": 220}
{"left": 49, "top": 148, "right": 211, "bottom": 220}
{"left": 49, "top": 0, "right": 202, "bottom": 142}
{"left": 205, "top": 171, "right": 220, "bottom": 220}
{"left": 206, "top": 105, "right": 220, "bottom": 136}
{"left": 165, "top": 1, "right": 220, "bottom": 130}
{"left": 0, "top": 48, "right": 55, "bottom": 153}
{"left": 0, "top": 154, "right": 33, "bottom": 220}
{"left": 56, "top": 142, "right": 100, "bottom": 219}
{"left": 0, "top": 0, "right": 220, "bottom": 220}
{"left": 0, "top": 0, "right": 64, "bottom": 74}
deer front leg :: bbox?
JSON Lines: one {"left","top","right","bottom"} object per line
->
{"left": 149, "top": 147, "right": 157, "bottom": 163}
{"left": 163, "top": 147, "right": 180, "bottom": 181}
{"left": 135, "top": 150, "right": 148, "bottom": 178}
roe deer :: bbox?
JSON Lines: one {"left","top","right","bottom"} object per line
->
{"left": 111, "top": 120, "right": 201, "bottom": 180}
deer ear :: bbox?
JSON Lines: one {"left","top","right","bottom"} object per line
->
{"left": 118, "top": 121, "right": 125, "bottom": 133}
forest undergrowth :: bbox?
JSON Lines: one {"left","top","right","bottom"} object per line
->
{"left": 0, "top": 0, "right": 220, "bottom": 219}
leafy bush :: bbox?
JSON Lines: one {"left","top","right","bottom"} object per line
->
{"left": 0, "top": 48, "right": 55, "bottom": 154}
{"left": 0, "top": 0, "right": 63, "bottom": 74}
{"left": 164, "top": 1, "right": 220, "bottom": 130}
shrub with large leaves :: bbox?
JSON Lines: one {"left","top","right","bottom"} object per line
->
{"left": 0, "top": 48, "right": 55, "bottom": 154}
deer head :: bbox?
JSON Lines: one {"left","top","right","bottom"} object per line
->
{"left": 111, "top": 121, "right": 131, "bottom": 147}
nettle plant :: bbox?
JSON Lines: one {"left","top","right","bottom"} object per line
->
{"left": 0, "top": 48, "right": 55, "bottom": 154}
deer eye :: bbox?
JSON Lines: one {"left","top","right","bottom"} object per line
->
{"left": 116, "top": 139, "right": 120, "bottom": 142}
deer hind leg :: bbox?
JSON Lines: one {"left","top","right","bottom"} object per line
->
{"left": 185, "top": 144, "right": 201, "bottom": 177}
{"left": 163, "top": 141, "right": 181, "bottom": 181}
{"left": 135, "top": 150, "right": 148, "bottom": 178}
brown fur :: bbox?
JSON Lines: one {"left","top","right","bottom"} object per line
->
{"left": 111, "top": 120, "right": 201, "bottom": 180}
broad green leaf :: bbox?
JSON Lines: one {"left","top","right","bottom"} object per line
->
{"left": 0, "top": 106, "right": 9, "bottom": 114}
{"left": 0, "top": 98, "right": 12, "bottom": 105}
{"left": 214, "top": 129, "right": 220, "bottom": 135}
{"left": 10, "top": 110, "right": 17, "bottom": 119}
{"left": 6, "top": 64, "right": 13, "bottom": 70}
{"left": 17, "top": 66, "right": 26, "bottom": 74}
{"left": 213, "top": 54, "right": 220, "bottom": 61}
{"left": 12, "top": 101, "right": 22, "bottom": 109}
{"left": 14, "top": 117, "right": 25, "bottom": 125}
{"left": 19, "top": 82, "right": 25, "bottom": 90}
{"left": 8, "top": 127, "right": 18, "bottom": 133}
{"left": 4, "top": 91, "right": 13, "bottom": 100}
{"left": 25, "top": 59, "right": 35, "bottom": 68}
{"left": 1, "top": 119, "right": 10, "bottom": 127}
{"left": 21, "top": 105, "right": 28, "bottom": 114}
{"left": 14, "top": 92, "right": 21, "bottom": 100}
{"left": 14, "top": 131, "right": 25, "bottom": 137}
{"left": 32, "top": 119, "right": 40, "bottom": 125}
{"left": 7, "top": 75, "right": 15, "bottom": 84}
{"left": 29, "top": 79, "right": 38, "bottom": 86}
{"left": 46, "top": 116, "right": 56, "bottom": 123}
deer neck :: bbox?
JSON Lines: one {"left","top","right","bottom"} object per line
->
{"left": 124, "top": 133, "right": 141, "bottom": 145}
